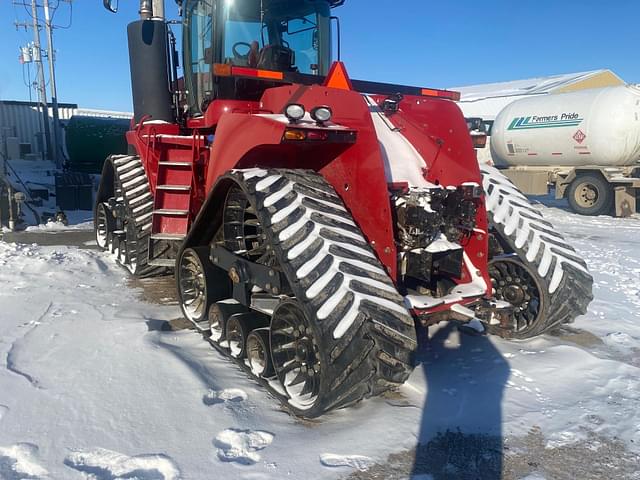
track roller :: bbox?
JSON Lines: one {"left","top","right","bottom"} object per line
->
{"left": 225, "top": 312, "right": 269, "bottom": 359}
{"left": 208, "top": 300, "right": 248, "bottom": 342}
{"left": 246, "top": 328, "right": 274, "bottom": 377}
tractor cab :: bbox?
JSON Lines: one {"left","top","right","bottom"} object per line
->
{"left": 183, "top": 0, "right": 336, "bottom": 113}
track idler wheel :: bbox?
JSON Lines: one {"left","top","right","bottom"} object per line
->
{"left": 270, "top": 300, "right": 323, "bottom": 412}
{"left": 177, "top": 247, "right": 230, "bottom": 325}
{"left": 246, "top": 328, "right": 274, "bottom": 377}
{"left": 208, "top": 301, "right": 248, "bottom": 342}
{"left": 95, "top": 202, "right": 114, "bottom": 250}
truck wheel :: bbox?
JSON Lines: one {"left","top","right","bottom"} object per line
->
{"left": 567, "top": 174, "right": 613, "bottom": 216}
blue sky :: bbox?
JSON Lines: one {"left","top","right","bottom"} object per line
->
{"left": 1, "top": 0, "right": 638, "bottom": 112}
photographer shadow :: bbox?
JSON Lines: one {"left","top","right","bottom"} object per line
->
{"left": 411, "top": 322, "right": 510, "bottom": 479}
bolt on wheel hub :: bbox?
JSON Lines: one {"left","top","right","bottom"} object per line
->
{"left": 578, "top": 184, "right": 599, "bottom": 207}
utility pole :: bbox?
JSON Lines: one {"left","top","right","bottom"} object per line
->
{"left": 26, "top": 0, "right": 53, "bottom": 161}
{"left": 42, "top": 0, "right": 63, "bottom": 169}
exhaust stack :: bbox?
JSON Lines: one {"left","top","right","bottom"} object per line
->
{"left": 126, "top": 0, "right": 172, "bottom": 124}
{"left": 139, "top": 0, "right": 165, "bottom": 19}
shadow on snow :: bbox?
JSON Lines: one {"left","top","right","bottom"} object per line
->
{"left": 410, "top": 322, "right": 510, "bottom": 480}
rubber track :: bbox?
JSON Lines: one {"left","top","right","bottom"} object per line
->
{"left": 229, "top": 168, "right": 418, "bottom": 415}
{"left": 481, "top": 164, "right": 594, "bottom": 338}
{"left": 106, "top": 155, "right": 166, "bottom": 278}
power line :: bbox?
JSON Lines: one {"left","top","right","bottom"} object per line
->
{"left": 13, "top": 1, "right": 73, "bottom": 29}
{"left": 11, "top": 0, "right": 74, "bottom": 166}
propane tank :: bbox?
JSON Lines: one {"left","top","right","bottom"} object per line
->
{"left": 490, "top": 85, "right": 640, "bottom": 168}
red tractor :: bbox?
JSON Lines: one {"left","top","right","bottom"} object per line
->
{"left": 96, "top": 0, "right": 592, "bottom": 417}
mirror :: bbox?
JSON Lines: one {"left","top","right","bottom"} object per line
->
{"left": 103, "top": 0, "right": 118, "bottom": 13}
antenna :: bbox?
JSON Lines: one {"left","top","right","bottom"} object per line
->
{"left": 260, "top": 0, "right": 265, "bottom": 47}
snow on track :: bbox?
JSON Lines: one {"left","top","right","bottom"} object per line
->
{"left": 0, "top": 202, "right": 639, "bottom": 479}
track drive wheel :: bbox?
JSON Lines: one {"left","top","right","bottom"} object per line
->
{"left": 270, "top": 300, "right": 323, "bottom": 411}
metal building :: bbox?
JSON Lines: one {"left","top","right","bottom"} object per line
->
{"left": 453, "top": 69, "right": 625, "bottom": 120}
{"left": 0, "top": 100, "right": 77, "bottom": 159}
{"left": 0, "top": 100, "right": 132, "bottom": 160}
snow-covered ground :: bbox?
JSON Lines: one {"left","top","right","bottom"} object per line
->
{"left": 0, "top": 202, "right": 639, "bottom": 479}
{"left": 23, "top": 211, "right": 93, "bottom": 233}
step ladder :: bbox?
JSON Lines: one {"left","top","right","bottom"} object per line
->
{"left": 148, "top": 159, "right": 193, "bottom": 267}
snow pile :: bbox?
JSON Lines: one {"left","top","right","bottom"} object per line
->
{"left": 24, "top": 217, "right": 93, "bottom": 232}
{"left": 1, "top": 201, "right": 640, "bottom": 479}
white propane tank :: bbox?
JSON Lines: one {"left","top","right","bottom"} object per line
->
{"left": 490, "top": 85, "right": 640, "bottom": 168}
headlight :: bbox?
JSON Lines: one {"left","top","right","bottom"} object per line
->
{"left": 284, "top": 103, "right": 305, "bottom": 123}
{"left": 310, "top": 106, "right": 332, "bottom": 124}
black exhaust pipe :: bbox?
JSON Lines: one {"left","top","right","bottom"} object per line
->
{"left": 127, "top": 19, "right": 173, "bottom": 124}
